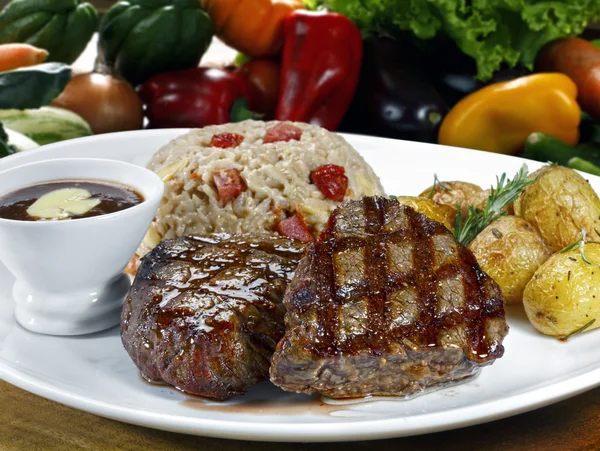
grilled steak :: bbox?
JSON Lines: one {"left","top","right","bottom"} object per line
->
{"left": 270, "top": 198, "right": 508, "bottom": 399}
{"left": 121, "top": 233, "right": 305, "bottom": 400}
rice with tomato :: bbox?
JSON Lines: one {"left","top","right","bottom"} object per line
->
{"left": 132, "top": 120, "right": 384, "bottom": 267}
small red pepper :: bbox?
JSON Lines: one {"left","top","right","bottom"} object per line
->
{"left": 275, "top": 11, "right": 363, "bottom": 131}
{"left": 210, "top": 133, "right": 245, "bottom": 148}
{"left": 263, "top": 123, "right": 303, "bottom": 143}
{"left": 213, "top": 168, "right": 246, "bottom": 204}
{"left": 277, "top": 213, "right": 314, "bottom": 242}
{"left": 139, "top": 67, "right": 260, "bottom": 129}
{"left": 310, "top": 164, "right": 348, "bottom": 202}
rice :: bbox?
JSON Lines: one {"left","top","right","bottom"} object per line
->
{"left": 140, "top": 120, "right": 385, "bottom": 254}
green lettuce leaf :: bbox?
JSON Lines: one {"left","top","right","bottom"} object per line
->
{"left": 311, "top": 0, "right": 600, "bottom": 80}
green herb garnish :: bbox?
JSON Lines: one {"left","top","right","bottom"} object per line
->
{"left": 559, "top": 228, "right": 600, "bottom": 265}
{"left": 559, "top": 318, "right": 596, "bottom": 342}
{"left": 453, "top": 164, "right": 531, "bottom": 246}
{"left": 427, "top": 174, "right": 452, "bottom": 199}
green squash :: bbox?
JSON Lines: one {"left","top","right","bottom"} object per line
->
{"left": 0, "top": 106, "right": 92, "bottom": 145}
{"left": 98, "top": 0, "right": 214, "bottom": 86}
{"left": 0, "top": 0, "right": 98, "bottom": 64}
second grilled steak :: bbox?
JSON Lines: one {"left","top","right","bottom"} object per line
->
{"left": 121, "top": 233, "right": 305, "bottom": 401}
{"left": 270, "top": 198, "right": 508, "bottom": 399}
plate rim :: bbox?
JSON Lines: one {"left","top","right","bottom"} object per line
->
{"left": 2, "top": 353, "right": 600, "bottom": 442}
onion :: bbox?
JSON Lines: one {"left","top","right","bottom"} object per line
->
{"left": 52, "top": 73, "right": 143, "bottom": 134}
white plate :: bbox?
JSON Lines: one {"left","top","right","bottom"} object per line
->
{"left": 1, "top": 130, "right": 600, "bottom": 443}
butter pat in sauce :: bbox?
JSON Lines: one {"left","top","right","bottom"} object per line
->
{"left": 27, "top": 188, "right": 100, "bottom": 219}
{"left": 0, "top": 180, "right": 144, "bottom": 222}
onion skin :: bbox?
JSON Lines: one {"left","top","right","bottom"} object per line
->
{"left": 52, "top": 73, "right": 143, "bottom": 134}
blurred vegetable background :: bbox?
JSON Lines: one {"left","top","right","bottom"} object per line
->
{"left": 307, "top": 0, "right": 600, "bottom": 81}
{"left": 1, "top": 0, "right": 600, "bottom": 176}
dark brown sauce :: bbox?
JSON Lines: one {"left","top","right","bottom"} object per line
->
{"left": 181, "top": 396, "right": 339, "bottom": 416}
{"left": 137, "top": 371, "right": 339, "bottom": 416}
{"left": 0, "top": 179, "right": 143, "bottom": 221}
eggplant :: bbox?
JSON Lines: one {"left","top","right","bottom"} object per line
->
{"left": 419, "top": 38, "right": 480, "bottom": 107}
{"left": 340, "top": 36, "right": 448, "bottom": 143}
{"left": 421, "top": 38, "right": 532, "bottom": 106}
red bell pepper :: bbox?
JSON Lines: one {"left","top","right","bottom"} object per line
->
{"left": 275, "top": 11, "right": 363, "bottom": 131}
{"left": 139, "top": 67, "right": 259, "bottom": 129}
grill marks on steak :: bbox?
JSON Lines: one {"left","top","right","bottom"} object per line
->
{"left": 270, "top": 198, "right": 508, "bottom": 399}
{"left": 121, "top": 233, "right": 305, "bottom": 401}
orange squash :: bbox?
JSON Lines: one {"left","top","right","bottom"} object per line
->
{"left": 201, "top": 0, "right": 304, "bottom": 57}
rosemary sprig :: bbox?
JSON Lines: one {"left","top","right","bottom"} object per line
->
{"left": 427, "top": 174, "right": 452, "bottom": 199}
{"left": 560, "top": 228, "right": 600, "bottom": 265}
{"left": 559, "top": 318, "right": 596, "bottom": 342}
{"left": 453, "top": 164, "right": 532, "bottom": 246}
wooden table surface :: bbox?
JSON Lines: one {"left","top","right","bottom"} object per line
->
{"left": 1, "top": 2, "right": 600, "bottom": 450}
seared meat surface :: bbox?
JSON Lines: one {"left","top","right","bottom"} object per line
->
{"left": 121, "top": 233, "right": 305, "bottom": 400}
{"left": 270, "top": 198, "right": 508, "bottom": 399}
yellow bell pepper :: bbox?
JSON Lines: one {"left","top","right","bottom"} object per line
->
{"left": 438, "top": 73, "right": 581, "bottom": 155}
{"left": 201, "top": 0, "right": 304, "bottom": 58}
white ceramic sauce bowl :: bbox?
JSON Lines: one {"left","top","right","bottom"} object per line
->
{"left": 0, "top": 158, "right": 164, "bottom": 335}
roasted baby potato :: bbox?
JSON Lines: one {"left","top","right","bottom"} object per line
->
{"left": 419, "top": 181, "right": 484, "bottom": 219}
{"left": 523, "top": 243, "right": 600, "bottom": 336}
{"left": 393, "top": 196, "right": 456, "bottom": 230}
{"left": 469, "top": 216, "right": 551, "bottom": 304}
{"left": 514, "top": 165, "right": 600, "bottom": 252}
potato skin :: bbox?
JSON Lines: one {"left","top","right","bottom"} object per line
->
{"left": 393, "top": 196, "right": 456, "bottom": 230}
{"left": 514, "top": 165, "right": 600, "bottom": 252}
{"left": 523, "top": 243, "right": 600, "bottom": 336}
{"left": 469, "top": 216, "right": 551, "bottom": 304}
{"left": 419, "top": 181, "right": 483, "bottom": 219}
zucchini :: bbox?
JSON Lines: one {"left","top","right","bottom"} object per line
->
{"left": 523, "top": 132, "right": 578, "bottom": 165}
{"left": 523, "top": 132, "right": 600, "bottom": 176}
{"left": 5, "top": 127, "right": 39, "bottom": 151}
{"left": 0, "top": 106, "right": 91, "bottom": 145}
{"left": 567, "top": 157, "right": 600, "bottom": 176}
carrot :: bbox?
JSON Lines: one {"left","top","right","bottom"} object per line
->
{"left": 0, "top": 43, "right": 49, "bottom": 73}
{"left": 536, "top": 37, "right": 600, "bottom": 121}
